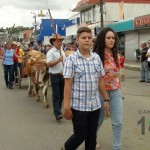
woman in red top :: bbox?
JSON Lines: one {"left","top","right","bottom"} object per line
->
{"left": 93, "top": 28, "right": 123, "bottom": 150}
{"left": 13, "top": 42, "right": 20, "bottom": 85}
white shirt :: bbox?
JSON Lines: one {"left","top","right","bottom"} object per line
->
{"left": 147, "top": 48, "right": 150, "bottom": 62}
{"left": 46, "top": 46, "right": 66, "bottom": 74}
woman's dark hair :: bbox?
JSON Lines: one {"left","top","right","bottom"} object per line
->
{"left": 93, "top": 27, "right": 119, "bottom": 67}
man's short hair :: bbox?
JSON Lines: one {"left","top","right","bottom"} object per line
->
{"left": 77, "top": 27, "right": 92, "bottom": 38}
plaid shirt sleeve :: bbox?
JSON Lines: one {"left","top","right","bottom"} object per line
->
{"left": 63, "top": 56, "right": 74, "bottom": 78}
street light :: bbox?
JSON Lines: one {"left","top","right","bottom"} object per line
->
{"left": 38, "top": 10, "right": 46, "bottom": 17}
{"left": 31, "top": 10, "right": 46, "bottom": 44}
{"left": 31, "top": 12, "right": 38, "bottom": 42}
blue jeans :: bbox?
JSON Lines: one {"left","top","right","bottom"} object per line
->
{"left": 140, "top": 61, "right": 150, "bottom": 82}
{"left": 3, "top": 64, "right": 14, "bottom": 88}
{"left": 50, "top": 75, "right": 64, "bottom": 117}
{"left": 98, "top": 89, "right": 123, "bottom": 150}
{"left": 13, "top": 62, "right": 18, "bottom": 82}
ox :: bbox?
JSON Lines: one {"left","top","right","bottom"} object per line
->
{"left": 25, "top": 50, "right": 49, "bottom": 108}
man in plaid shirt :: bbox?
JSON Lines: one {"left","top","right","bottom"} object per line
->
{"left": 62, "top": 27, "right": 109, "bottom": 150}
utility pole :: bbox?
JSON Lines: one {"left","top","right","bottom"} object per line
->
{"left": 100, "top": 0, "right": 104, "bottom": 28}
{"left": 31, "top": 10, "right": 46, "bottom": 47}
{"left": 31, "top": 12, "right": 37, "bottom": 45}
{"left": 34, "top": 14, "right": 37, "bottom": 39}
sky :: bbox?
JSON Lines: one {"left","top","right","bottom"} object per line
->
{"left": 0, "top": 0, "right": 80, "bottom": 28}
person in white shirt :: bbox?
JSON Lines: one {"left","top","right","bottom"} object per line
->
{"left": 46, "top": 34, "right": 66, "bottom": 121}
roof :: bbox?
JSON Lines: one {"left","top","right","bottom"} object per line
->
{"left": 73, "top": 0, "right": 150, "bottom": 12}
{"left": 73, "top": 0, "right": 99, "bottom": 12}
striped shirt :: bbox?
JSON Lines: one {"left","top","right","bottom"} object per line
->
{"left": 63, "top": 49, "right": 105, "bottom": 111}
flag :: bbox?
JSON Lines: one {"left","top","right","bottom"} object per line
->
{"left": 119, "top": 1, "right": 124, "bottom": 20}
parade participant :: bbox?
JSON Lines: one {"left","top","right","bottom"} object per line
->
{"left": 62, "top": 27, "right": 109, "bottom": 150}
{"left": 93, "top": 27, "right": 123, "bottom": 150}
{"left": 12, "top": 42, "right": 20, "bottom": 85}
{"left": 139, "top": 41, "right": 149, "bottom": 82}
{"left": 65, "top": 42, "right": 77, "bottom": 57}
{"left": 1, "top": 42, "right": 21, "bottom": 89}
{"left": 146, "top": 40, "right": 150, "bottom": 68}
{"left": 17, "top": 42, "right": 25, "bottom": 78}
{"left": 46, "top": 45, "right": 52, "bottom": 54}
{"left": 41, "top": 45, "right": 47, "bottom": 55}
{"left": 46, "top": 34, "right": 66, "bottom": 121}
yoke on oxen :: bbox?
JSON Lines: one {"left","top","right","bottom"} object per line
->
{"left": 25, "top": 50, "right": 49, "bottom": 108}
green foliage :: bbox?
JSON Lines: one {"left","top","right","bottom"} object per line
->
{"left": 5, "top": 26, "right": 33, "bottom": 34}
{"left": 134, "top": 48, "right": 141, "bottom": 56}
{"left": 0, "top": 27, "right": 5, "bottom": 32}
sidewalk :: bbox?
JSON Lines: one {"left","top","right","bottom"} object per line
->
{"left": 125, "top": 59, "right": 140, "bottom": 71}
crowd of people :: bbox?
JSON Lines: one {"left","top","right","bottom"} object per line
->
{"left": 4, "top": 26, "right": 150, "bottom": 150}
{"left": 0, "top": 42, "right": 24, "bottom": 89}
{"left": 0, "top": 39, "right": 78, "bottom": 88}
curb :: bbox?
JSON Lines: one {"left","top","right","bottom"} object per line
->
{"left": 124, "top": 64, "right": 140, "bottom": 71}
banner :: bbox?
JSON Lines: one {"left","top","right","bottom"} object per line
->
{"left": 119, "top": 1, "right": 124, "bottom": 20}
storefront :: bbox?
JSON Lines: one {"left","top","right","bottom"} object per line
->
{"left": 107, "top": 19, "right": 134, "bottom": 59}
{"left": 107, "top": 14, "right": 150, "bottom": 60}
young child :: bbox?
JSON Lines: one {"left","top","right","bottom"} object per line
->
{"left": 62, "top": 26, "right": 109, "bottom": 150}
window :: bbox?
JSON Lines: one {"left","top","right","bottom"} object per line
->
{"left": 81, "top": 8, "right": 91, "bottom": 23}
{"left": 81, "top": 12, "right": 85, "bottom": 23}
{"left": 93, "top": 6, "right": 96, "bottom": 22}
{"left": 85, "top": 11, "right": 89, "bottom": 22}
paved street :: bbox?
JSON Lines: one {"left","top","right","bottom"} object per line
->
{"left": 0, "top": 62, "right": 150, "bottom": 150}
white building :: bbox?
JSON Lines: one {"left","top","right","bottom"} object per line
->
{"left": 73, "top": 0, "right": 150, "bottom": 29}
{"left": 64, "top": 13, "right": 80, "bottom": 43}
{"left": 72, "top": 0, "right": 150, "bottom": 60}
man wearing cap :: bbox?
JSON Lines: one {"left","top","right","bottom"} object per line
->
{"left": 46, "top": 34, "right": 66, "bottom": 121}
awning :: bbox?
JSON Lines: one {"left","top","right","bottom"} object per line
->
{"left": 106, "top": 19, "right": 134, "bottom": 32}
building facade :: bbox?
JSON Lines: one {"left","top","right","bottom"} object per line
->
{"left": 107, "top": 14, "right": 150, "bottom": 60}
{"left": 64, "top": 13, "right": 80, "bottom": 43}
{"left": 73, "top": 0, "right": 150, "bottom": 32}
{"left": 72, "top": 0, "right": 150, "bottom": 60}
{"left": 37, "top": 19, "right": 68, "bottom": 45}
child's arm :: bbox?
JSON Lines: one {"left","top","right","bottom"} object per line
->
{"left": 146, "top": 51, "right": 150, "bottom": 57}
{"left": 98, "top": 77, "right": 110, "bottom": 114}
{"left": 63, "top": 78, "right": 73, "bottom": 120}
